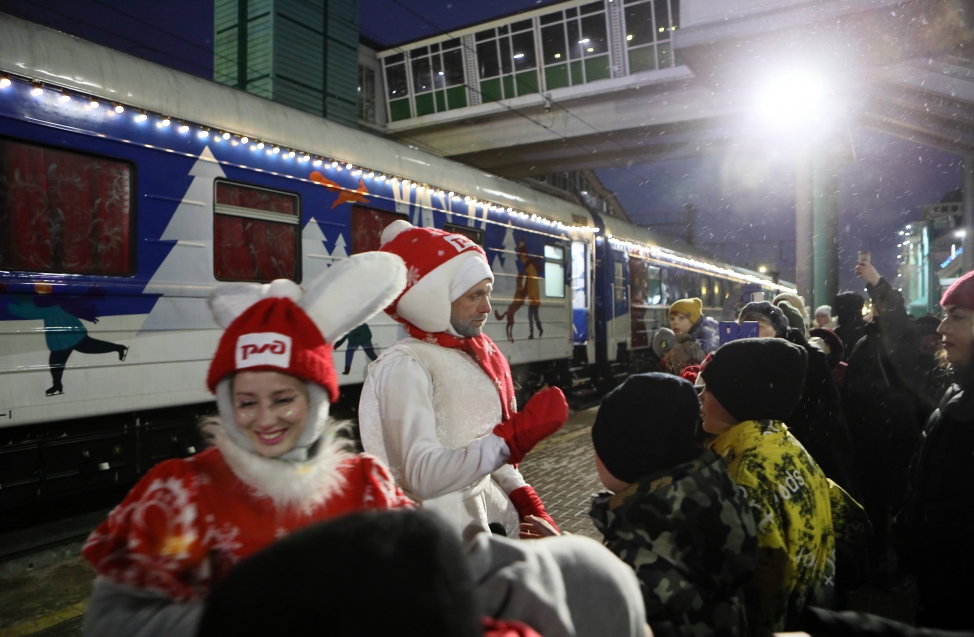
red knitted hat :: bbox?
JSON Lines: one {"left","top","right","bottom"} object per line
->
{"left": 379, "top": 221, "right": 491, "bottom": 332}
{"left": 206, "top": 297, "right": 339, "bottom": 401}
{"left": 941, "top": 269, "right": 974, "bottom": 310}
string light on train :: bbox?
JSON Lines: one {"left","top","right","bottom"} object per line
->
{"left": 608, "top": 237, "right": 795, "bottom": 293}
{"left": 3, "top": 74, "right": 601, "bottom": 234}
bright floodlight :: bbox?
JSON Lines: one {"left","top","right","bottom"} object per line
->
{"left": 755, "top": 70, "right": 829, "bottom": 129}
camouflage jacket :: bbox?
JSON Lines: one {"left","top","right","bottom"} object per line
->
{"left": 706, "top": 420, "right": 869, "bottom": 636}
{"left": 590, "top": 448, "right": 759, "bottom": 637}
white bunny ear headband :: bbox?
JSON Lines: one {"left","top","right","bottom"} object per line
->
{"left": 208, "top": 251, "right": 408, "bottom": 343}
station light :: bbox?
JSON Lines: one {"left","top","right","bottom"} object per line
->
{"left": 345, "top": 163, "right": 353, "bottom": 170}
{"left": 198, "top": 128, "right": 210, "bottom": 138}
{"left": 313, "top": 158, "right": 323, "bottom": 166}
{"left": 240, "top": 136, "right": 249, "bottom": 144}
{"left": 257, "top": 142, "right": 265, "bottom": 149}
{"left": 0, "top": 75, "right": 11, "bottom": 88}
{"left": 178, "top": 122, "right": 189, "bottom": 133}
{"left": 59, "top": 91, "right": 71, "bottom": 103}
{"left": 221, "top": 131, "right": 230, "bottom": 140}
{"left": 273, "top": 146, "right": 281, "bottom": 153}
{"left": 114, "top": 103, "right": 124, "bottom": 113}
{"left": 287, "top": 150, "right": 295, "bottom": 158}
{"left": 31, "top": 83, "right": 43, "bottom": 96}
{"left": 88, "top": 98, "right": 99, "bottom": 109}
{"left": 135, "top": 110, "right": 148, "bottom": 122}
{"left": 161, "top": 116, "right": 171, "bottom": 126}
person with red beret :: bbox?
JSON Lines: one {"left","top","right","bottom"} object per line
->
{"left": 898, "top": 269, "right": 974, "bottom": 630}
{"left": 359, "top": 221, "right": 567, "bottom": 540}
{"left": 81, "top": 254, "right": 414, "bottom": 637}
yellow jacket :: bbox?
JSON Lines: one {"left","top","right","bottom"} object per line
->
{"left": 707, "top": 419, "right": 866, "bottom": 636}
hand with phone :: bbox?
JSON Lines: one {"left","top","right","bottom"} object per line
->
{"left": 855, "top": 251, "right": 880, "bottom": 286}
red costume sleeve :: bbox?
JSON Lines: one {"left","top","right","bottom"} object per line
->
{"left": 82, "top": 458, "right": 211, "bottom": 601}
{"left": 357, "top": 454, "right": 416, "bottom": 510}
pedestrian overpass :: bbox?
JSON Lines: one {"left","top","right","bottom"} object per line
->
{"left": 370, "top": 0, "right": 974, "bottom": 305}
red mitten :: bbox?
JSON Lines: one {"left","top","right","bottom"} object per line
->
{"left": 482, "top": 617, "right": 543, "bottom": 637}
{"left": 492, "top": 387, "right": 568, "bottom": 464}
{"left": 508, "top": 485, "right": 559, "bottom": 533}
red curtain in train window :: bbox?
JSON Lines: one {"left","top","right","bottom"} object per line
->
{"left": 350, "top": 205, "right": 407, "bottom": 254}
{"left": 213, "top": 182, "right": 298, "bottom": 282}
{"left": 0, "top": 139, "right": 131, "bottom": 274}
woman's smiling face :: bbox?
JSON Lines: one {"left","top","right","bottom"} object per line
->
{"left": 232, "top": 370, "right": 309, "bottom": 457}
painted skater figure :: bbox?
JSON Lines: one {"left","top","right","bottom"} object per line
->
{"left": 334, "top": 323, "right": 378, "bottom": 375}
{"left": 493, "top": 272, "right": 528, "bottom": 342}
{"left": 7, "top": 283, "right": 127, "bottom": 396}
{"left": 518, "top": 242, "right": 544, "bottom": 339}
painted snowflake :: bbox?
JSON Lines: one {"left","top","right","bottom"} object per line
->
{"left": 406, "top": 265, "right": 421, "bottom": 288}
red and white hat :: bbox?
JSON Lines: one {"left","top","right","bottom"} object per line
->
{"left": 207, "top": 295, "right": 339, "bottom": 400}
{"left": 379, "top": 220, "right": 493, "bottom": 333}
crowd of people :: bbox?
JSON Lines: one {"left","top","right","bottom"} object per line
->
{"left": 78, "top": 227, "right": 974, "bottom": 637}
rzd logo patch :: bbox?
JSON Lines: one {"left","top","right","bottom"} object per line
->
{"left": 236, "top": 332, "right": 292, "bottom": 369}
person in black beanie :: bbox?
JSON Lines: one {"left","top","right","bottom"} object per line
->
{"left": 739, "top": 301, "right": 790, "bottom": 338}
{"left": 700, "top": 339, "right": 868, "bottom": 637}
{"left": 198, "top": 509, "right": 484, "bottom": 637}
{"left": 586, "top": 373, "right": 759, "bottom": 637}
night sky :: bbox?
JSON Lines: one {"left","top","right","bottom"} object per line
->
{"left": 1, "top": 0, "right": 962, "bottom": 292}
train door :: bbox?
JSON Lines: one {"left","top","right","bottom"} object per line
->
{"left": 570, "top": 240, "right": 595, "bottom": 364}
{"left": 605, "top": 248, "right": 631, "bottom": 361}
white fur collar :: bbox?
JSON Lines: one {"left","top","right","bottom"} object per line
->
{"left": 205, "top": 419, "right": 353, "bottom": 512}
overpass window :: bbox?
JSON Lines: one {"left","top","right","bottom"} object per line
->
{"left": 539, "top": 3, "right": 610, "bottom": 91}
{"left": 410, "top": 40, "right": 468, "bottom": 117}
{"left": 623, "top": 0, "right": 679, "bottom": 73}
{"left": 214, "top": 181, "right": 299, "bottom": 283}
{"left": 358, "top": 65, "right": 376, "bottom": 123}
{"left": 0, "top": 138, "right": 133, "bottom": 276}
{"left": 544, "top": 244, "right": 566, "bottom": 298}
{"left": 383, "top": 53, "right": 410, "bottom": 122}
{"left": 475, "top": 21, "right": 539, "bottom": 102}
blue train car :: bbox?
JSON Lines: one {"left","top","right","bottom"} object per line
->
{"left": 0, "top": 14, "right": 795, "bottom": 507}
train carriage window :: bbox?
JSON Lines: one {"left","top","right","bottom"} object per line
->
{"left": 544, "top": 244, "right": 565, "bottom": 298}
{"left": 214, "top": 181, "right": 299, "bottom": 283}
{"left": 443, "top": 223, "right": 485, "bottom": 247}
{"left": 0, "top": 138, "right": 133, "bottom": 275}
{"left": 351, "top": 206, "right": 407, "bottom": 254}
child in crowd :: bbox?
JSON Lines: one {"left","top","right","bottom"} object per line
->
{"left": 669, "top": 297, "right": 720, "bottom": 353}
{"left": 699, "top": 338, "right": 867, "bottom": 636}
{"left": 738, "top": 301, "right": 790, "bottom": 338}
{"left": 588, "top": 373, "right": 759, "bottom": 637}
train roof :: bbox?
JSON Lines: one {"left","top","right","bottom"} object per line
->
{"left": 0, "top": 12, "right": 588, "bottom": 228}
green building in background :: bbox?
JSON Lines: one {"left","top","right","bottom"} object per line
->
{"left": 214, "top": 0, "right": 360, "bottom": 127}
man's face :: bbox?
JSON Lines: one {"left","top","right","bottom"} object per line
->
{"left": 451, "top": 278, "right": 492, "bottom": 338}
{"left": 700, "top": 387, "right": 739, "bottom": 434}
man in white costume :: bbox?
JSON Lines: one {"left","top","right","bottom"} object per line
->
{"left": 359, "top": 221, "right": 568, "bottom": 539}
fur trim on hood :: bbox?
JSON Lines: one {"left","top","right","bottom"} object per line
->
{"left": 201, "top": 416, "right": 353, "bottom": 511}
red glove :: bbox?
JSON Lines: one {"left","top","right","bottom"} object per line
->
{"left": 492, "top": 387, "right": 568, "bottom": 464}
{"left": 482, "top": 617, "right": 543, "bottom": 637}
{"left": 508, "top": 485, "right": 560, "bottom": 533}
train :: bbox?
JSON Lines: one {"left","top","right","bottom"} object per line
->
{"left": 0, "top": 14, "right": 796, "bottom": 509}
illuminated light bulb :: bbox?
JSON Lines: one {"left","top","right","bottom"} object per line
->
{"left": 448, "top": 192, "right": 454, "bottom": 197}
{"left": 377, "top": 175, "right": 386, "bottom": 181}
{"left": 587, "top": 47, "right": 594, "bottom": 52}
{"left": 31, "top": 83, "right": 43, "bottom": 96}
{"left": 257, "top": 142, "right": 265, "bottom": 149}
{"left": 178, "top": 122, "right": 189, "bottom": 132}
{"left": 313, "top": 159, "right": 322, "bottom": 166}
{"left": 417, "top": 186, "right": 425, "bottom": 193}
{"left": 135, "top": 110, "right": 148, "bottom": 122}
{"left": 367, "top": 172, "right": 375, "bottom": 178}
{"left": 59, "top": 92, "right": 71, "bottom": 103}
{"left": 213, "top": 134, "right": 222, "bottom": 142}
{"left": 464, "top": 196, "right": 470, "bottom": 201}
{"left": 626, "top": 34, "right": 633, "bottom": 41}
{"left": 161, "top": 117, "right": 171, "bottom": 126}
{"left": 273, "top": 146, "right": 281, "bottom": 153}
{"left": 222, "top": 131, "right": 230, "bottom": 140}
{"left": 506, "top": 207, "right": 513, "bottom": 213}
{"left": 240, "top": 136, "right": 249, "bottom": 144}
{"left": 331, "top": 161, "right": 338, "bottom": 167}
{"left": 554, "top": 53, "right": 561, "bottom": 59}
{"left": 0, "top": 76, "right": 11, "bottom": 88}
{"left": 288, "top": 150, "right": 295, "bottom": 158}
{"left": 114, "top": 104, "right": 124, "bottom": 113}
{"left": 410, "top": 182, "right": 416, "bottom": 189}
{"left": 658, "top": 27, "right": 664, "bottom": 32}
{"left": 345, "top": 163, "right": 353, "bottom": 170}
{"left": 250, "top": 144, "right": 257, "bottom": 151}
{"left": 198, "top": 128, "right": 210, "bottom": 138}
